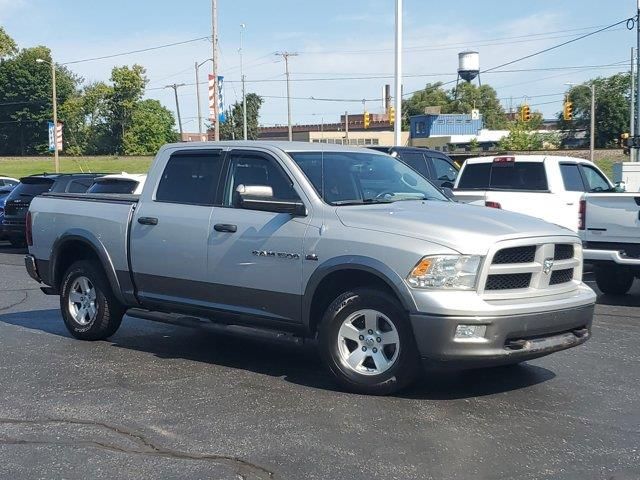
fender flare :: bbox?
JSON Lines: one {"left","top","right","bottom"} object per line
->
{"left": 50, "top": 230, "right": 126, "bottom": 305}
{"left": 302, "top": 255, "right": 417, "bottom": 331}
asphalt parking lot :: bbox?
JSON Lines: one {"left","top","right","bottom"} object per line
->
{"left": 0, "top": 243, "right": 638, "bottom": 480}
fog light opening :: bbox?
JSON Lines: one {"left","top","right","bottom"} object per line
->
{"left": 454, "top": 324, "right": 487, "bottom": 342}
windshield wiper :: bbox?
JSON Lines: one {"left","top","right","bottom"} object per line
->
{"left": 332, "top": 198, "right": 393, "bottom": 206}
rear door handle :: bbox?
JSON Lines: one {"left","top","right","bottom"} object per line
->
{"left": 214, "top": 224, "right": 237, "bottom": 233}
{"left": 137, "top": 217, "right": 158, "bottom": 226}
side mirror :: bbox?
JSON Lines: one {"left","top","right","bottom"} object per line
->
{"left": 237, "top": 184, "right": 307, "bottom": 216}
{"left": 441, "top": 181, "right": 455, "bottom": 189}
{"left": 614, "top": 181, "right": 626, "bottom": 192}
{"left": 440, "top": 187, "right": 456, "bottom": 200}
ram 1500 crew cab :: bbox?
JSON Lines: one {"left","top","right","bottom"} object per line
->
{"left": 25, "top": 142, "right": 596, "bottom": 395}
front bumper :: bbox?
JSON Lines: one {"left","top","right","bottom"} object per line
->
{"left": 583, "top": 248, "right": 640, "bottom": 266}
{"left": 410, "top": 303, "right": 594, "bottom": 368}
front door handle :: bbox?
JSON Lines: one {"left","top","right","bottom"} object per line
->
{"left": 214, "top": 224, "right": 238, "bottom": 233}
{"left": 138, "top": 217, "right": 158, "bottom": 226}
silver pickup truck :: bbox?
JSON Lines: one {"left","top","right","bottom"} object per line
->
{"left": 25, "top": 142, "right": 596, "bottom": 395}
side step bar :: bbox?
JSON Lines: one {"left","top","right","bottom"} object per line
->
{"left": 126, "top": 308, "right": 307, "bottom": 346}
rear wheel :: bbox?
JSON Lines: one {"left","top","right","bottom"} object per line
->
{"left": 60, "top": 260, "right": 124, "bottom": 340}
{"left": 594, "top": 266, "right": 634, "bottom": 295}
{"left": 318, "top": 288, "right": 420, "bottom": 395}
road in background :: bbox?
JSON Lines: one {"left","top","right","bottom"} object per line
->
{"left": 0, "top": 242, "right": 638, "bottom": 480}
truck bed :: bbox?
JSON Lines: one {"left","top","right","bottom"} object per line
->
{"left": 29, "top": 193, "right": 138, "bottom": 290}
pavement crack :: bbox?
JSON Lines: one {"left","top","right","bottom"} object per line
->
{"left": 0, "top": 290, "right": 28, "bottom": 312}
{"left": 0, "top": 418, "right": 274, "bottom": 479}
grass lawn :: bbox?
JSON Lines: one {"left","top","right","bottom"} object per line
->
{"left": 0, "top": 156, "right": 153, "bottom": 179}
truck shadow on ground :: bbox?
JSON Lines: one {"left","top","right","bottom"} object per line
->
{"left": 0, "top": 309, "right": 555, "bottom": 400}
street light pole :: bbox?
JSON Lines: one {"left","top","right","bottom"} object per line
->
{"left": 240, "top": 24, "right": 248, "bottom": 141}
{"left": 394, "top": 0, "right": 403, "bottom": 146}
{"left": 36, "top": 58, "right": 59, "bottom": 173}
{"left": 212, "top": 0, "right": 220, "bottom": 141}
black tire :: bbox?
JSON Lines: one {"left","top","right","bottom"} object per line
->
{"left": 594, "top": 266, "right": 634, "bottom": 295}
{"left": 318, "top": 288, "right": 420, "bottom": 395}
{"left": 60, "top": 260, "right": 124, "bottom": 341}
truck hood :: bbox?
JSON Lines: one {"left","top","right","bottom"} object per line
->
{"left": 335, "top": 200, "right": 576, "bottom": 255}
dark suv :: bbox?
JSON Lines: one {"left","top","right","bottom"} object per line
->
{"left": 368, "top": 147, "right": 459, "bottom": 190}
{"left": 2, "top": 173, "right": 103, "bottom": 247}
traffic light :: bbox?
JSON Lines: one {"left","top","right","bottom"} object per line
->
{"left": 389, "top": 107, "right": 395, "bottom": 125}
{"left": 364, "top": 112, "right": 371, "bottom": 129}
{"left": 521, "top": 105, "right": 531, "bottom": 122}
{"left": 563, "top": 101, "right": 573, "bottom": 121}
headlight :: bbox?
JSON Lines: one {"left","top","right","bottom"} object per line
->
{"left": 407, "top": 255, "right": 482, "bottom": 290}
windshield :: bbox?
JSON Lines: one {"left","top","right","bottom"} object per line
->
{"left": 288, "top": 151, "right": 448, "bottom": 205}
{"left": 88, "top": 179, "right": 139, "bottom": 194}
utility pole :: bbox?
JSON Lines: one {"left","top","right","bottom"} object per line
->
{"left": 394, "top": 0, "right": 403, "bottom": 146}
{"left": 212, "top": 0, "right": 220, "bottom": 141}
{"left": 636, "top": 0, "right": 640, "bottom": 160}
{"left": 345, "top": 111, "right": 349, "bottom": 144}
{"left": 166, "top": 83, "right": 186, "bottom": 139}
{"left": 240, "top": 24, "right": 248, "bottom": 141}
{"left": 195, "top": 61, "right": 203, "bottom": 137}
{"left": 36, "top": 58, "right": 59, "bottom": 173}
{"left": 276, "top": 52, "right": 298, "bottom": 141}
{"left": 631, "top": 47, "right": 636, "bottom": 162}
{"left": 590, "top": 84, "right": 596, "bottom": 163}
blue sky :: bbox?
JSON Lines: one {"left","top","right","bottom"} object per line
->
{"left": 0, "top": 0, "right": 635, "bottom": 131}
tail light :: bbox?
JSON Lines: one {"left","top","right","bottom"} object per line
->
{"left": 578, "top": 200, "right": 586, "bottom": 230}
{"left": 485, "top": 201, "right": 502, "bottom": 209}
{"left": 25, "top": 210, "right": 33, "bottom": 246}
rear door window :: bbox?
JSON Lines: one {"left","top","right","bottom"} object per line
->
{"left": 156, "top": 150, "right": 224, "bottom": 206}
{"left": 67, "top": 178, "right": 94, "bottom": 193}
{"left": 560, "top": 164, "right": 585, "bottom": 191}
{"left": 398, "top": 152, "right": 429, "bottom": 178}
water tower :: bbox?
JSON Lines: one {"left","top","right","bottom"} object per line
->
{"left": 455, "top": 51, "right": 481, "bottom": 98}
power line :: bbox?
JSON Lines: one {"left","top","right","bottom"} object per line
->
{"left": 61, "top": 35, "right": 211, "bottom": 65}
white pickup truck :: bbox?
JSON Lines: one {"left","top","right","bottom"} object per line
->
{"left": 453, "top": 155, "right": 617, "bottom": 232}
{"left": 581, "top": 193, "right": 640, "bottom": 294}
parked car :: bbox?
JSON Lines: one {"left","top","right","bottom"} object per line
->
{"left": 3, "top": 173, "right": 103, "bottom": 247}
{"left": 88, "top": 173, "right": 147, "bottom": 195}
{"left": 0, "top": 176, "right": 19, "bottom": 188}
{"left": 25, "top": 142, "right": 595, "bottom": 395}
{"left": 0, "top": 185, "right": 15, "bottom": 241}
{"left": 453, "top": 155, "right": 616, "bottom": 232}
{"left": 579, "top": 193, "right": 640, "bottom": 294}
{"left": 368, "top": 146, "right": 459, "bottom": 190}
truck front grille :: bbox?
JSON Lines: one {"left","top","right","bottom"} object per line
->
{"left": 492, "top": 246, "right": 536, "bottom": 264}
{"left": 481, "top": 240, "right": 581, "bottom": 296}
{"left": 554, "top": 244, "right": 574, "bottom": 261}
{"left": 486, "top": 273, "right": 532, "bottom": 291}
{"left": 550, "top": 268, "right": 574, "bottom": 285}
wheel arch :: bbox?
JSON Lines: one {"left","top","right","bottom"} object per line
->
{"left": 303, "top": 256, "right": 417, "bottom": 335}
{"left": 50, "top": 231, "right": 125, "bottom": 304}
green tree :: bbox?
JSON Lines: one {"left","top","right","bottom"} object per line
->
{"left": 108, "top": 64, "right": 148, "bottom": 153}
{"left": 122, "top": 99, "right": 177, "bottom": 155}
{"left": 498, "top": 120, "right": 560, "bottom": 151}
{"left": 558, "top": 73, "right": 631, "bottom": 148}
{"left": 0, "top": 46, "right": 80, "bottom": 155}
{"left": 220, "top": 93, "right": 264, "bottom": 140}
{"left": 402, "top": 81, "right": 508, "bottom": 130}
{"left": 0, "top": 27, "right": 17, "bottom": 59}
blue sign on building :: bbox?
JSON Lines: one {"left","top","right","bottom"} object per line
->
{"left": 410, "top": 113, "right": 483, "bottom": 138}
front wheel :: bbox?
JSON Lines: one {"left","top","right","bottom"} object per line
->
{"left": 594, "top": 266, "right": 634, "bottom": 295}
{"left": 318, "top": 288, "right": 420, "bottom": 395}
{"left": 60, "top": 260, "right": 125, "bottom": 341}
